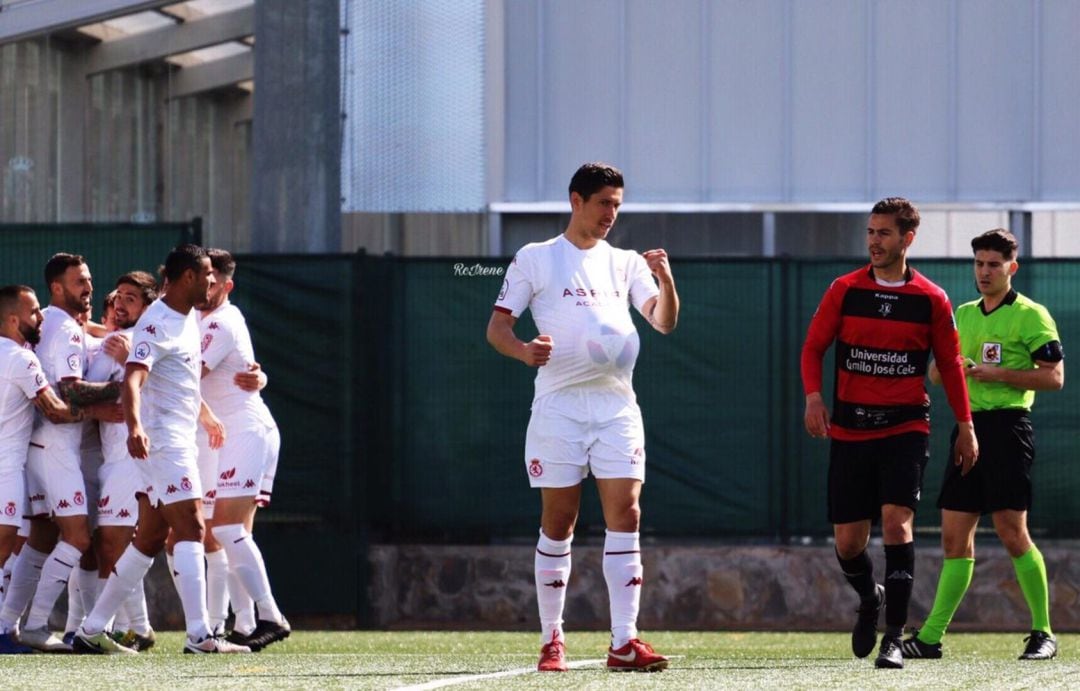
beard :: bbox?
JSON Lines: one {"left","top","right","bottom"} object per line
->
{"left": 21, "top": 321, "right": 41, "bottom": 345}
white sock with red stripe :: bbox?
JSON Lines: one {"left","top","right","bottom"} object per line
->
{"left": 228, "top": 565, "right": 256, "bottom": 635}
{"left": 211, "top": 523, "right": 284, "bottom": 624}
{"left": 172, "top": 540, "right": 211, "bottom": 641}
{"left": 603, "top": 530, "right": 641, "bottom": 650}
{"left": 535, "top": 530, "right": 572, "bottom": 645}
{"left": 205, "top": 549, "right": 229, "bottom": 634}
{"left": 123, "top": 578, "right": 151, "bottom": 636}
{"left": 0, "top": 546, "right": 48, "bottom": 632}
{"left": 82, "top": 546, "right": 152, "bottom": 635}
{"left": 64, "top": 571, "right": 85, "bottom": 633}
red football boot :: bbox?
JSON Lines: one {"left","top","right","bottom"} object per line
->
{"left": 606, "top": 638, "right": 669, "bottom": 672}
{"left": 537, "top": 635, "right": 568, "bottom": 672}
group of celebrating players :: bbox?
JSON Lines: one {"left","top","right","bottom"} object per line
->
{"left": 0, "top": 244, "right": 287, "bottom": 655}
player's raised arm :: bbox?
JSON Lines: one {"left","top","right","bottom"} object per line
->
{"left": 641, "top": 249, "right": 678, "bottom": 334}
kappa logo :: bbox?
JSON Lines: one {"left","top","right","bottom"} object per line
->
{"left": 180, "top": 477, "right": 192, "bottom": 491}
{"left": 143, "top": 325, "right": 157, "bottom": 336}
{"left": 70, "top": 333, "right": 81, "bottom": 344}
{"left": 57, "top": 499, "right": 71, "bottom": 508}
{"left": 625, "top": 576, "right": 643, "bottom": 587}
{"left": 220, "top": 467, "right": 237, "bottom": 481}
{"left": 887, "top": 570, "right": 914, "bottom": 581}
{"left": 98, "top": 495, "right": 110, "bottom": 509}
{"left": 243, "top": 479, "right": 256, "bottom": 489}
{"left": 3, "top": 501, "right": 15, "bottom": 517}
{"left": 543, "top": 580, "right": 566, "bottom": 589}
{"left": 73, "top": 491, "right": 84, "bottom": 506}
{"left": 26, "top": 360, "right": 37, "bottom": 370}
{"left": 118, "top": 509, "right": 131, "bottom": 518}
{"left": 166, "top": 484, "right": 179, "bottom": 494}
{"left": 528, "top": 459, "right": 544, "bottom": 477}
{"left": 209, "top": 321, "right": 220, "bottom": 330}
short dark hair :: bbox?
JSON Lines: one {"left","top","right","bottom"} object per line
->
{"left": 115, "top": 270, "right": 159, "bottom": 305}
{"left": 163, "top": 244, "right": 208, "bottom": 283}
{"left": 870, "top": 197, "right": 920, "bottom": 233}
{"left": 44, "top": 253, "right": 86, "bottom": 287}
{"left": 971, "top": 228, "right": 1018, "bottom": 260}
{"left": 0, "top": 285, "right": 34, "bottom": 319}
{"left": 206, "top": 248, "right": 236, "bottom": 279}
{"left": 568, "top": 162, "right": 624, "bottom": 202}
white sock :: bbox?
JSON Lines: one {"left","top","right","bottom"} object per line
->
{"left": 165, "top": 551, "right": 181, "bottom": 593}
{"left": 123, "top": 578, "right": 151, "bottom": 636}
{"left": 535, "top": 529, "right": 572, "bottom": 645}
{"left": 603, "top": 530, "right": 642, "bottom": 649}
{"left": 228, "top": 566, "right": 256, "bottom": 635}
{"left": 64, "top": 571, "right": 85, "bottom": 633}
{"left": 76, "top": 568, "right": 99, "bottom": 622}
{"left": 0, "top": 554, "right": 8, "bottom": 611}
{"left": 172, "top": 541, "right": 211, "bottom": 641}
{"left": 212, "top": 524, "right": 283, "bottom": 624}
{"left": 205, "top": 549, "right": 229, "bottom": 634}
{"left": 82, "top": 546, "right": 153, "bottom": 635}
{"left": 0, "top": 545, "right": 48, "bottom": 632}
{"left": 25, "top": 541, "right": 82, "bottom": 630}
{"left": 109, "top": 578, "right": 129, "bottom": 631}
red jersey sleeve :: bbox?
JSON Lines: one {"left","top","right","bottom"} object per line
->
{"left": 801, "top": 278, "right": 845, "bottom": 396}
{"left": 929, "top": 291, "right": 973, "bottom": 423}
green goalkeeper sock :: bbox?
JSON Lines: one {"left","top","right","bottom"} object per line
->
{"left": 917, "top": 557, "right": 974, "bottom": 645}
{"left": 1013, "top": 545, "right": 1052, "bottom": 635}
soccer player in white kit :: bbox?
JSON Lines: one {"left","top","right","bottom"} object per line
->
{"left": 0, "top": 286, "right": 83, "bottom": 654}
{"left": 1, "top": 255, "right": 123, "bottom": 653}
{"left": 81, "top": 273, "right": 159, "bottom": 650}
{"left": 195, "top": 249, "right": 289, "bottom": 650}
{"left": 487, "top": 163, "right": 680, "bottom": 672}
{"left": 74, "top": 245, "right": 249, "bottom": 655}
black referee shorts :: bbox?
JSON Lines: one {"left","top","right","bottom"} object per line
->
{"left": 937, "top": 409, "right": 1034, "bottom": 514}
{"left": 828, "top": 432, "right": 929, "bottom": 524}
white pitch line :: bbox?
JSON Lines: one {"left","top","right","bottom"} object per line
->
{"left": 393, "top": 658, "right": 608, "bottom": 690}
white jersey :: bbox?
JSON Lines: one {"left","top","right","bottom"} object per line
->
{"left": 494, "top": 235, "right": 659, "bottom": 399}
{"left": 128, "top": 300, "right": 202, "bottom": 450}
{"left": 0, "top": 338, "right": 48, "bottom": 469}
{"left": 86, "top": 328, "right": 132, "bottom": 462}
{"left": 199, "top": 301, "right": 275, "bottom": 432}
{"left": 29, "top": 305, "right": 86, "bottom": 449}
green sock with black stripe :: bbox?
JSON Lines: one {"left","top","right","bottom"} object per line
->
{"left": 1013, "top": 545, "right": 1052, "bottom": 634}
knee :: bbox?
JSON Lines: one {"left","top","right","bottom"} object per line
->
{"left": 941, "top": 532, "right": 974, "bottom": 559}
{"left": 65, "top": 532, "right": 92, "bottom": 555}
{"left": 995, "top": 523, "right": 1030, "bottom": 554}
{"left": 835, "top": 539, "right": 865, "bottom": 560}
{"left": 880, "top": 514, "right": 913, "bottom": 544}
{"left": 612, "top": 503, "right": 641, "bottom": 532}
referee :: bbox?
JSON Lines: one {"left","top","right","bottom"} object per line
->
{"left": 903, "top": 229, "right": 1063, "bottom": 661}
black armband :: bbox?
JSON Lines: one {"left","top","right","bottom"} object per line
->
{"left": 1031, "top": 340, "right": 1063, "bottom": 363}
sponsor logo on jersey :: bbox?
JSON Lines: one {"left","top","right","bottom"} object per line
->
{"left": 220, "top": 467, "right": 237, "bottom": 481}
{"left": 4, "top": 501, "right": 15, "bottom": 516}
{"left": 528, "top": 458, "right": 543, "bottom": 477}
{"left": 98, "top": 495, "right": 110, "bottom": 508}
{"left": 74, "top": 491, "right": 84, "bottom": 506}
{"left": 30, "top": 493, "right": 45, "bottom": 502}
{"left": 561, "top": 287, "right": 622, "bottom": 299}
{"left": 206, "top": 489, "right": 217, "bottom": 499}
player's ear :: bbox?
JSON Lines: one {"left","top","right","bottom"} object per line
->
{"left": 569, "top": 191, "right": 583, "bottom": 211}
{"left": 1008, "top": 260, "right": 1019, "bottom": 276}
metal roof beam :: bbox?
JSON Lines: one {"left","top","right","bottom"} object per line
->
{"left": 167, "top": 50, "right": 252, "bottom": 99}
{"left": 0, "top": 0, "right": 174, "bottom": 44}
{"left": 84, "top": 5, "right": 253, "bottom": 75}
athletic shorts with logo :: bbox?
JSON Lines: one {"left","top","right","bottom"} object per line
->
{"left": 137, "top": 443, "right": 202, "bottom": 507}
{"left": 524, "top": 386, "right": 646, "bottom": 488}
{"left": 938, "top": 409, "right": 1033, "bottom": 513}
{"left": 0, "top": 462, "right": 24, "bottom": 528}
{"left": 197, "top": 423, "right": 279, "bottom": 518}
{"left": 828, "top": 432, "right": 929, "bottom": 524}
{"left": 25, "top": 442, "right": 91, "bottom": 519}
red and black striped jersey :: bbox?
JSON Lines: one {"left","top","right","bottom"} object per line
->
{"left": 801, "top": 265, "right": 972, "bottom": 441}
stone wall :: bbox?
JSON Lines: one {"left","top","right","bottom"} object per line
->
{"left": 368, "top": 542, "right": 1080, "bottom": 632}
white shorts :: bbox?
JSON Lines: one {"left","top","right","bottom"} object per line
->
{"left": 26, "top": 442, "right": 90, "bottom": 518}
{"left": 196, "top": 429, "right": 219, "bottom": 519}
{"left": 96, "top": 458, "right": 140, "bottom": 527}
{"left": 524, "top": 387, "right": 646, "bottom": 488}
{"left": 138, "top": 444, "right": 202, "bottom": 507}
{"left": 257, "top": 426, "right": 280, "bottom": 506}
{"left": 17, "top": 517, "right": 29, "bottom": 538}
{"left": 0, "top": 465, "right": 25, "bottom": 528}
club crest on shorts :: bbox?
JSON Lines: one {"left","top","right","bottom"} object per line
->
{"left": 73, "top": 491, "right": 84, "bottom": 506}
{"left": 528, "top": 458, "right": 544, "bottom": 477}
{"left": 181, "top": 476, "right": 193, "bottom": 492}
{"left": 4, "top": 501, "right": 15, "bottom": 516}
{"left": 981, "top": 342, "right": 1002, "bottom": 364}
